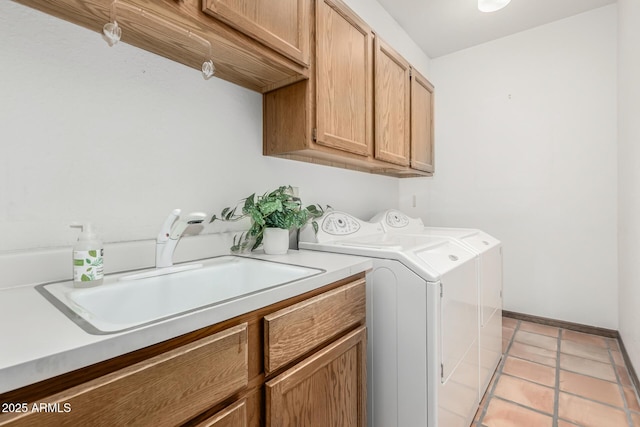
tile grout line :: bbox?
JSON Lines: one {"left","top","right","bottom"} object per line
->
{"left": 608, "top": 338, "right": 634, "bottom": 426}
{"left": 489, "top": 395, "right": 556, "bottom": 419}
{"left": 495, "top": 319, "right": 640, "bottom": 427}
{"left": 557, "top": 366, "right": 619, "bottom": 383}
{"left": 478, "top": 322, "right": 558, "bottom": 421}
{"left": 527, "top": 324, "right": 638, "bottom": 425}
{"left": 553, "top": 386, "right": 633, "bottom": 412}
{"left": 476, "top": 320, "right": 521, "bottom": 426}
{"left": 553, "top": 328, "right": 562, "bottom": 427}
{"left": 480, "top": 320, "right": 640, "bottom": 427}
{"left": 498, "top": 371, "right": 555, "bottom": 389}
{"left": 511, "top": 337, "right": 621, "bottom": 383}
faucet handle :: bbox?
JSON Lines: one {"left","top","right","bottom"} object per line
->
{"left": 158, "top": 209, "right": 181, "bottom": 242}
{"left": 184, "top": 212, "right": 207, "bottom": 224}
{"left": 168, "top": 212, "right": 207, "bottom": 240}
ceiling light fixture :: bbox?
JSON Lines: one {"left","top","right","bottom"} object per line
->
{"left": 478, "top": 0, "right": 511, "bottom": 13}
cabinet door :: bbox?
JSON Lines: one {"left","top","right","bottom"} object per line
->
{"left": 265, "top": 327, "right": 367, "bottom": 427}
{"left": 316, "top": 0, "right": 373, "bottom": 157}
{"left": 410, "top": 69, "right": 435, "bottom": 173}
{"left": 194, "top": 399, "right": 247, "bottom": 427}
{"left": 202, "top": 0, "right": 309, "bottom": 67}
{"left": 374, "top": 36, "right": 411, "bottom": 166}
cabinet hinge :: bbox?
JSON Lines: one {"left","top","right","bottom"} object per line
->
{"left": 440, "top": 283, "right": 443, "bottom": 298}
{"left": 312, "top": 128, "right": 317, "bottom": 142}
{"left": 440, "top": 363, "right": 444, "bottom": 380}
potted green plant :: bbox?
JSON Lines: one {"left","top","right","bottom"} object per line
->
{"left": 211, "top": 186, "right": 327, "bottom": 254}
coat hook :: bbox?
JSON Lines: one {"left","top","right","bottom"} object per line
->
{"left": 102, "top": 0, "right": 122, "bottom": 46}
{"left": 101, "top": 0, "right": 215, "bottom": 80}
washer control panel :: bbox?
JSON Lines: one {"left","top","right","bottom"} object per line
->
{"left": 303, "top": 211, "right": 385, "bottom": 243}
{"left": 321, "top": 212, "right": 361, "bottom": 235}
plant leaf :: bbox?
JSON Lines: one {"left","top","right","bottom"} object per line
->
{"left": 210, "top": 186, "right": 329, "bottom": 252}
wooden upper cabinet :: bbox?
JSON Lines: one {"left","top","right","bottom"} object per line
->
{"left": 315, "top": 0, "right": 373, "bottom": 157}
{"left": 410, "top": 69, "right": 435, "bottom": 173}
{"left": 262, "top": 0, "right": 434, "bottom": 177}
{"left": 202, "top": 0, "right": 310, "bottom": 67}
{"left": 16, "top": 0, "right": 308, "bottom": 93}
{"left": 374, "top": 36, "right": 411, "bottom": 167}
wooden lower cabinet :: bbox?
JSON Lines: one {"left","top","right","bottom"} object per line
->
{"left": 265, "top": 327, "right": 367, "bottom": 427}
{"left": 194, "top": 399, "right": 247, "bottom": 427}
{"left": 0, "top": 324, "right": 249, "bottom": 427}
{"left": 0, "top": 274, "right": 366, "bottom": 427}
{"left": 264, "top": 278, "right": 366, "bottom": 374}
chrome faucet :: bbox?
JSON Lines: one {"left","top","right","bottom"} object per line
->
{"left": 156, "top": 209, "right": 207, "bottom": 268}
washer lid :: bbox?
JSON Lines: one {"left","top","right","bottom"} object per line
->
{"left": 413, "top": 240, "right": 477, "bottom": 275}
{"left": 335, "top": 233, "right": 448, "bottom": 248}
{"left": 422, "top": 228, "right": 501, "bottom": 252}
{"left": 458, "top": 232, "right": 501, "bottom": 252}
{"left": 370, "top": 210, "right": 502, "bottom": 253}
{"left": 300, "top": 210, "right": 479, "bottom": 281}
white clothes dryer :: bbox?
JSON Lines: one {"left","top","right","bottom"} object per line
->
{"left": 371, "top": 209, "right": 503, "bottom": 400}
{"left": 299, "top": 211, "right": 480, "bottom": 427}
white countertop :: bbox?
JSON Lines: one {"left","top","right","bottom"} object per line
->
{"left": 0, "top": 250, "right": 372, "bottom": 394}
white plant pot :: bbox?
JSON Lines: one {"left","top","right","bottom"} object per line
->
{"left": 263, "top": 228, "right": 290, "bottom": 255}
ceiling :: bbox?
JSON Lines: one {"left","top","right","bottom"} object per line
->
{"left": 376, "top": 0, "right": 616, "bottom": 58}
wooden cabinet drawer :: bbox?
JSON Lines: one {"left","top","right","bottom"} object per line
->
{"left": 264, "top": 278, "right": 365, "bottom": 374}
{"left": 0, "top": 324, "right": 248, "bottom": 427}
{"left": 194, "top": 398, "right": 247, "bottom": 427}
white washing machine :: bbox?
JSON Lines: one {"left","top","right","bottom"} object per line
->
{"left": 371, "top": 209, "right": 503, "bottom": 400}
{"left": 299, "top": 211, "right": 480, "bottom": 427}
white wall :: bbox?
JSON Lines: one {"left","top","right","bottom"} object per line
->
{"left": 617, "top": 0, "right": 640, "bottom": 374}
{"left": 400, "top": 6, "right": 619, "bottom": 329}
{"left": 0, "top": 1, "right": 429, "bottom": 262}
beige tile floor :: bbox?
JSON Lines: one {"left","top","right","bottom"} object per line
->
{"left": 472, "top": 317, "right": 640, "bottom": 427}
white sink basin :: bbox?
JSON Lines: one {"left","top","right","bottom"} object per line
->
{"left": 37, "top": 256, "right": 323, "bottom": 334}
{"left": 117, "top": 263, "right": 204, "bottom": 281}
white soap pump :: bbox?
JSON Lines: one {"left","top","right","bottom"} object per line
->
{"left": 70, "top": 223, "right": 104, "bottom": 288}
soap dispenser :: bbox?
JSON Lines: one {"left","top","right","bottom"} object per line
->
{"left": 70, "top": 223, "right": 104, "bottom": 287}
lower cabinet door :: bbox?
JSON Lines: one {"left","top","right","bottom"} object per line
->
{"left": 195, "top": 399, "right": 247, "bottom": 427}
{"left": 265, "top": 326, "right": 367, "bottom": 427}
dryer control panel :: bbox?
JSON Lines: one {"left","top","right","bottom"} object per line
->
{"left": 384, "top": 210, "right": 411, "bottom": 228}
{"left": 321, "top": 212, "right": 361, "bottom": 235}
{"left": 371, "top": 209, "right": 424, "bottom": 233}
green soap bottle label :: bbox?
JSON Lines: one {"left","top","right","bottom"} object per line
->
{"left": 73, "top": 249, "right": 104, "bottom": 282}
